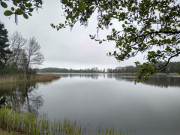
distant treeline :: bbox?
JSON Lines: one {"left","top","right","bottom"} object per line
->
{"left": 107, "top": 62, "right": 180, "bottom": 73}
{"left": 107, "top": 66, "right": 139, "bottom": 73}
{"left": 38, "top": 67, "right": 105, "bottom": 73}
{"left": 39, "top": 62, "right": 180, "bottom": 74}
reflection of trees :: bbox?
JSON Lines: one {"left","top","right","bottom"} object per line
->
{"left": 142, "top": 76, "right": 180, "bottom": 88}
{"left": 0, "top": 82, "right": 43, "bottom": 115}
{"left": 1, "top": 74, "right": 178, "bottom": 113}
{"left": 60, "top": 73, "right": 101, "bottom": 80}
{"left": 60, "top": 73, "right": 180, "bottom": 87}
{"left": 107, "top": 73, "right": 135, "bottom": 81}
{"left": 107, "top": 73, "right": 180, "bottom": 88}
{"left": 22, "top": 83, "right": 43, "bottom": 115}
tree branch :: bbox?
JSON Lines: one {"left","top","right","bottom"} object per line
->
{"left": 135, "top": 31, "right": 180, "bottom": 40}
{"left": 156, "top": 51, "right": 180, "bottom": 71}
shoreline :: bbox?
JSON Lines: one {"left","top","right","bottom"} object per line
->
{"left": 0, "top": 74, "right": 60, "bottom": 85}
{"left": 39, "top": 72, "right": 180, "bottom": 76}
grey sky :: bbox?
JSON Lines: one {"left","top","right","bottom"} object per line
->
{"left": 1, "top": 0, "right": 179, "bottom": 69}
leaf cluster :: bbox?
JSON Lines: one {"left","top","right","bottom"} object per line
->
{"left": 57, "top": 0, "right": 180, "bottom": 80}
{"left": 1, "top": 0, "right": 43, "bottom": 20}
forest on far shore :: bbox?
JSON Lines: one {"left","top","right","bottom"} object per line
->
{"left": 38, "top": 62, "right": 180, "bottom": 74}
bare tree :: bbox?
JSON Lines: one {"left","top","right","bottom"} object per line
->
{"left": 9, "top": 32, "right": 27, "bottom": 68}
{"left": 10, "top": 31, "right": 27, "bottom": 49}
{"left": 8, "top": 33, "right": 44, "bottom": 76}
{"left": 24, "top": 37, "right": 44, "bottom": 77}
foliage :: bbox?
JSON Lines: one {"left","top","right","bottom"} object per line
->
{"left": 1, "top": 0, "right": 43, "bottom": 23}
{"left": 52, "top": 0, "right": 180, "bottom": 80}
{"left": 0, "top": 22, "right": 12, "bottom": 71}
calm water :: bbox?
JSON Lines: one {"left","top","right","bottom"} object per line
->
{"left": 0, "top": 73, "right": 180, "bottom": 135}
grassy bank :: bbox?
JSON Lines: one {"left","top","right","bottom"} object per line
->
{"left": 0, "top": 107, "right": 133, "bottom": 135}
{"left": 0, "top": 74, "right": 60, "bottom": 85}
{"left": 0, "top": 107, "right": 84, "bottom": 135}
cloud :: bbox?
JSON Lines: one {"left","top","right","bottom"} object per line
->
{"left": 0, "top": 0, "right": 147, "bottom": 69}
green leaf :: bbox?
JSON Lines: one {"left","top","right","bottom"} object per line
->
{"left": 29, "top": 8, "right": 34, "bottom": 12}
{"left": 23, "top": 13, "right": 29, "bottom": 19}
{"left": 13, "top": 0, "right": 18, "bottom": 6}
{"left": 172, "top": 37, "right": 176, "bottom": 41}
{"left": 28, "top": 12, "right": 32, "bottom": 16}
{"left": 11, "top": 7, "right": 15, "bottom": 11}
{"left": 61, "top": 0, "right": 68, "bottom": 4}
{"left": 1, "top": 2, "right": 8, "bottom": 8}
{"left": 157, "top": 50, "right": 161, "bottom": 54}
{"left": 20, "top": 5, "right": 25, "bottom": 10}
{"left": 15, "top": 9, "right": 23, "bottom": 15}
{"left": 4, "top": 10, "right": 13, "bottom": 16}
{"left": 26, "top": 3, "right": 32, "bottom": 7}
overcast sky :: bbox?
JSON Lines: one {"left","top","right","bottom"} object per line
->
{"left": 1, "top": 0, "right": 179, "bottom": 69}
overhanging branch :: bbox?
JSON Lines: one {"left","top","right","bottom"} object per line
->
{"left": 156, "top": 51, "right": 180, "bottom": 71}
{"left": 135, "top": 31, "right": 180, "bottom": 40}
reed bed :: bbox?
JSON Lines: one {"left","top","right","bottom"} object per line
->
{"left": 0, "top": 107, "right": 134, "bottom": 135}
{"left": 0, "top": 74, "right": 60, "bottom": 85}
{"left": 0, "top": 107, "right": 83, "bottom": 135}
{"left": 34, "top": 74, "right": 60, "bottom": 82}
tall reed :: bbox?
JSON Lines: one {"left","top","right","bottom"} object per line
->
{"left": 0, "top": 107, "right": 134, "bottom": 135}
{"left": 0, "top": 107, "right": 83, "bottom": 135}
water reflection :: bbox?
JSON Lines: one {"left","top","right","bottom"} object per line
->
{"left": 0, "top": 74, "right": 180, "bottom": 135}
{"left": 40, "top": 73, "right": 180, "bottom": 135}
{"left": 0, "top": 82, "right": 43, "bottom": 115}
{"left": 59, "top": 73, "right": 180, "bottom": 88}
{"left": 142, "top": 76, "right": 180, "bottom": 88}
{"left": 59, "top": 73, "right": 101, "bottom": 79}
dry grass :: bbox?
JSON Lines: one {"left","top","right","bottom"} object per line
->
{"left": 0, "top": 74, "right": 60, "bottom": 85}
{"left": 34, "top": 73, "right": 60, "bottom": 82}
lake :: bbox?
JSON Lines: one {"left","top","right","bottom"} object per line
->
{"left": 0, "top": 73, "right": 180, "bottom": 135}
